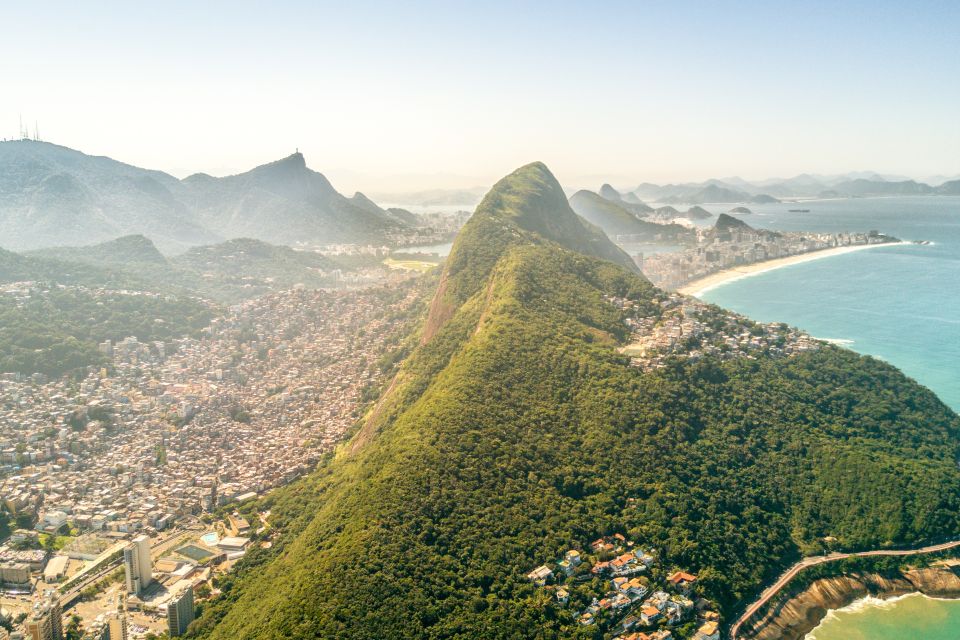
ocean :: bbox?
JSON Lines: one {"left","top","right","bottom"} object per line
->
{"left": 697, "top": 196, "right": 960, "bottom": 412}
{"left": 408, "top": 198, "right": 960, "bottom": 411}
{"left": 806, "top": 593, "right": 960, "bottom": 640}
{"left": 690, "top": 196, "right": 960, "bottom": 638}
{"left": 408, "top": 198, "right": 960, "bottom": 636}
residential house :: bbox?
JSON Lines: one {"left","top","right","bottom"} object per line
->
{"left": 667, "top": 571, "right": 697, "bottom": 595}
{"left": 640, "top": 606, "right": 661, "bottom": 626}
{"left": 526, "top": 565, "right": 553, "bottom": 586}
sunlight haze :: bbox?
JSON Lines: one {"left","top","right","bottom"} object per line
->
{"left": 2, "top": 0, "right": 958, "bottom": 192}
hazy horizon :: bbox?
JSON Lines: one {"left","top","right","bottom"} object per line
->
{"left": 3, "top": 0, "right": 959, "bottom": 192}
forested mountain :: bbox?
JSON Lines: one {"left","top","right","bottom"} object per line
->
{"left": 0, "top": 141, "right": 414, "bottom": 251}
{"left": 823, "top": 178, "right": 935, "bottom": 197}
{"left": 599, "top": 183, "right": 625, "bottom": 201}
{"left": 938, "top": 179, "right": 960, "bottom": 195}
{"left": 181, "top": 153, "right": 408, "bottom": 246}
{"left": 0, "top": 286, "right": 213, "bottom": 377}
{"left": 0, "top": 243, "right": 159, "bottom": 291}
{"left": 2, "top": 235, "right": 359, "bottom": 304}
{"left": 189, "top": 162, "right": 960, "bottom": 639}
{"left": 171, "top": 238, "right": 342, "bottom": 297}
{"left": 0, "top": 141, "right": 218, "bottom": 252}
{"left": 28, "top": 234, "right": 168, "bottom": 267}
{"left": 568, "top": 190, "right": 694, "bottom": 243}
{"left": 659, "top": 184, "right": 780, "bottom": 205}
{"left": 0, "top": 236, "right": 370, "bottom": 376}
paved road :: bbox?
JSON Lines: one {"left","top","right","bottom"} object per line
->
{"left": 61, "top": 525, "right": 203, "bottom": 609}
{"left": 728, "top": 539, "right": 960, "bottom": 640}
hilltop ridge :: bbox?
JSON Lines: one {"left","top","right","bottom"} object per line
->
{"left": 0, "top": 140, "right": 414, "bottom": 252}
{"left": 190, "top": 162, "right": 960, "bottom": 640}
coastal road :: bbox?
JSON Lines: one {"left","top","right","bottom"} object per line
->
{"left": 728, "top": 538, "right": 960, "bottom": 640}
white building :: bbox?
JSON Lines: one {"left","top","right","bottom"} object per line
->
{"left": 123, "top": 534, "right": 153, "bottom": 595}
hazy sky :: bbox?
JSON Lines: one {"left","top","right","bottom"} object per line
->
{"left": 2, "top": 0, "right": 959, "bottom": 192}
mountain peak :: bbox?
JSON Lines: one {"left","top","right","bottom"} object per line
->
{"left": 260, "top": 151, "right": 307, "bottom": 172}
{"left": 599, "top": 183, "right": 622, "bottom": 201}
{"left": 421, "top": 163, "right": 639, "bottom": 343}
{"left": 715, "top": 212, "right": 753, "bottom": 231}
{"left": 286, "top": 150, "right": 306, "bottom": 166}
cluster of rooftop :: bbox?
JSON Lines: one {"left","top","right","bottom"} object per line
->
{"left": 0, "top": 283, "right": 419, "bottom": 598}
{"left": 527, "top": 535, "right": 721, "bottom": 639}
{"left": 612, "top": 292, "right": 820, "bottom": 371}
{"left": 640, "top": 222, "right": 893, "bottom": 290}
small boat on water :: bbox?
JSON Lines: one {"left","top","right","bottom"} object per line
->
{"left": 787, "top": 209, "right": 811, "bottom": 213}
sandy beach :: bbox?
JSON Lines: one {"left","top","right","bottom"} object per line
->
{"left": 678, "top": 241, "right": 907, "bottom": 298}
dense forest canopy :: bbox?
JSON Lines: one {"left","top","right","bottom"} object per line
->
{"left": 0, "top": 287, "right": 213, "bottom": 377}
{"left": 188, "top": 163, "right": 960, "bottom": 639}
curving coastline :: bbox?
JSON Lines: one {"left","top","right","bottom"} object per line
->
{"left": 677, "top": 241, "right": 907, "bottom": 298}
{"left": 738, "top": 565, "right": 960, "bottom": 640}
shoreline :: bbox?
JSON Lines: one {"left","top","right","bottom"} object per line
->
{"left": 676, "top": 241, "right": 907, "bottom": 298}
{"left": 739, "top": 564, "right": 960, "bottom": 640}
{"left": 805, "top": 591, "right": 960, "bottom": 639}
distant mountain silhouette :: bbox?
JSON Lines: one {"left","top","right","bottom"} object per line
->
{"left": 568, "top": 190, "right": 693, "bottom": 242}
{"left": 0, "top": 140, "right": 218, "bottom": 252}
{"left": 0, "top": 141, "right": 414, "bottom": 252}
{"left": 629, "top": 172, "right": 954, "bottom": 201}
{"left": 182, "top": 152, "right": 409, "bottom": 246}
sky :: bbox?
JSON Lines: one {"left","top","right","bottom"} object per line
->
{"left": 2, "top": 0, "right": 959, "bottom": 193}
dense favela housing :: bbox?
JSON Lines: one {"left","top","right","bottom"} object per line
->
{"left": 0, "top": 281, "right": 424, "bottom": 638}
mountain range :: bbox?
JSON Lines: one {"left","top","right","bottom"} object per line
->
{"left": 0, "top": 140, "right": 418, "bottom": 253}
{"left": 628, "top": 173, "right": 960, "bottom": 203}
{"left": 568, "top": 190, "right": 694, "bottom": 244}
{"left": 188, "top": 162, "right": 960, "bottom": 639}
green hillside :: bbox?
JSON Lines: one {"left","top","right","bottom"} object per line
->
{"left": 3, "top": 235, "right": 368, "bottom": 304}
{"left": 569, "top": 190, "right": 695, "bottom": 243}
{"left": 171, "top": 237, "right": 342, "bottom": 299}
{"left": 189, "top": 163, "right": 960, "bottom": 640}
{"left": 0, "top": 237, "right": 351, "bottom": 376}
{"left": 28, "top": 234, "right": 169, "bottom": 266}
{"left": 0, "top": 245, "right": 159, "bottom": 291}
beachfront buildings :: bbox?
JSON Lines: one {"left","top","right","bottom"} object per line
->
{"left": 123, "top": 535, "right": 153, "bottom": 595}
{"left": 641, "top": 223, "right": 893, "bottom": 290}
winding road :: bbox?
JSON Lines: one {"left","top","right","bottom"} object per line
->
{"left": 728, "top": 539, "right": 960, "bottom": 640}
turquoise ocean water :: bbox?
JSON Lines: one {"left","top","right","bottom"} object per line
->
{"left": 805, "top": 593, "right": 960, "bottom": 640}
{"left": 699, "top": 196, "right": 960, "bottom": 412}
{"left": 410, "top": 199, "right": 960, "bottom": 635}
{"left": 692, "top": 196, "right": 960, "bottom": 638}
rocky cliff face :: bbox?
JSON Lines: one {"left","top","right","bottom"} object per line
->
{"left": 743, "top": 566, "right": 960, "bottom": 640}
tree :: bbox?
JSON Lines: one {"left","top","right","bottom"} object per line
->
{"left": 65, "top": 614, "right": 83, "bottom": 640}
